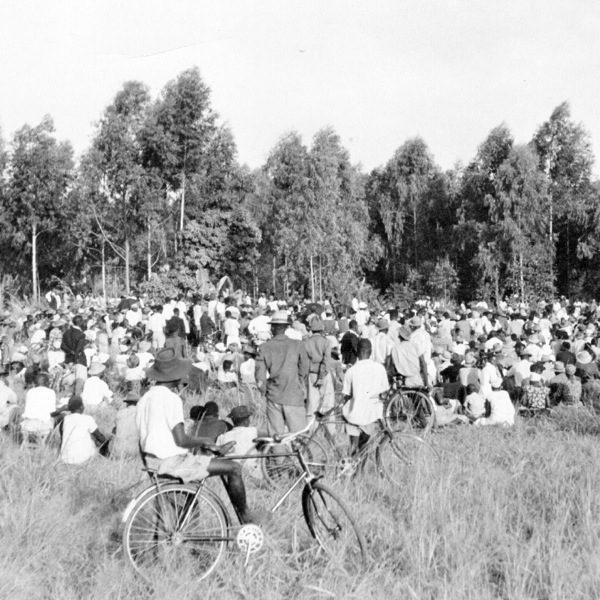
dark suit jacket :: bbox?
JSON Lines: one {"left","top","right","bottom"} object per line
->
{"left": 166, "top": 316, "right": 186, "bottom": 338}
{"left": 61, "top": 327, "right": 87, "bottom": 366}
{"left": 340, "top": 330, "right": 359, "bottom": 365}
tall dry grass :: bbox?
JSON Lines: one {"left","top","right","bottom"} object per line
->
{"left": 2, "top": 401, "right": 600, "bottom": 599}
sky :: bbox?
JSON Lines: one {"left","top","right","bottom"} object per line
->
{"left": 1, "top": 0, "right": 599, "bottom": 173}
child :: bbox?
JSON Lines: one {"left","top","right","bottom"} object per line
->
{"left": 217, "top": 360, "right": 238, "bottom": 389}
{"left": 60, "top": 395, "right": 109, "bottom": 464}
{"left": 81, "top": 361, "right": 113, "bottom": 409}
{"left": 216, "top": 405, "right": 262, "bottom": 479}
{"left": 464, "top": 383, "right": 486, "bottom": 421}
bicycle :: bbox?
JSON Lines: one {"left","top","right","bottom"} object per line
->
{"left": 122, "top": 427, "right": 367, "bottom": 583}
{"left": 383, "top": 374, "right": 437, "bottom": 435}
{"left": 260, "top": 407, "right": 439, "bottom": 491}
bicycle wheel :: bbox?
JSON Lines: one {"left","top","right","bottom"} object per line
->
{"left": 261, "top": 435, "right": 329, "bottom": 490}
{"left": 302, "top": 481, "right": 367, "bottom": 565}
{"left": 123, "top": 483, "right": 230, "bottom": 582}
{"left": 375, "top": 431, "right": 439, "bottom": 488}
{"left": 384, "top": 390, "right": 436, "bottom": 435}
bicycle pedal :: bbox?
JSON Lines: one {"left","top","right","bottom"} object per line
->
{"left": 236, "top": 524, "right": 264, "bottom": 555}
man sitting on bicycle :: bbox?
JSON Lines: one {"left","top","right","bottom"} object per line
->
{"left": 136, "top": 348, "right": 255, "bottom": 524}
{"left": 341, "top": 338, "right": 390, "bottom": 455}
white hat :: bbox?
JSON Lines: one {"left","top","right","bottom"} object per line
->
{"left": 358, "top": 302, "right": 367, "bottom": 310}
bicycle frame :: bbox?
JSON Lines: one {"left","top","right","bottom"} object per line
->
{"left": 225, "top": 442, "right": 320, "bottom": 514}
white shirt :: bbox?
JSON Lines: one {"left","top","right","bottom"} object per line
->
{"left": 60, "top": 413, "right": 98, "bottom": 464}
{"left": 126, "top": 309, "right": 142, "bottom": 327}
{"left": 371, "top": 331, "right": 393, "bottom": 364}
{"left": 240, "top": 359, "right": 256, "bottom": 384}
{"left": 476, "top": 390, "right": 515, "bottom": 426}
{"left": 507, "top": 359, "right": 531, "bottom": 388}
{"left": 249, "top": 315, "right": 270, "bottom": 336}
{"left": 0, "top": 381, "right": 18, "bottom": 428}
{"left": 148, "top": 313, "right": 166, "bottom": 334}
{"left": 30, "top": 329, "right": 46, "bottom": 345}
{"left": 81, "top": 376, "right": 113, "bottom": 407}
{"left": 342, "top": 359, "right": 389, "bottom": 426}
{"left": 136, "top": 386, "right": 188, "bottom": 459}
{"left": 22, "top": 386, "right": 56, "bottom": 424}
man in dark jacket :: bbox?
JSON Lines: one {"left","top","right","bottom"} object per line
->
{"left": 61, "top": 315, "right": 87, "bottom": 393}
{"left": 340, "top": 320, "right": 360, "bottom": 366}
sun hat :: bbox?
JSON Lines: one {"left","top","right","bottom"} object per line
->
{"left": 269, "top": 311, "right": 290, "bottom": 325}
{"left": 228, "top": 405, "right": 254, "bottom": 420}
{"left": 145, "top": 347, "right": 191, "bottom": 382}
{"left": 554, "top": 361, "right": 566, "bottom": 373}
{"left": 310, "top": 320, "right": 325, "bottom": 332}
{"left": 528, "top": 334, "right": 540, "bottom": 345}
{"left": 398, "top": 326, "right": 412, "bottom": 341}
{"left": 377, "top": 318, "right": 390, "bottom": 331}
{"left": 566, "top": 364, "right": 576, "bottom": 376}
{"left": 215, "top": 342, "right": 226, "bottom": 352}
{"left": 358, "top": 301, "right": 367, "bottom": 309}
{"left": 88, "top": 362, "right": 106, "bottom": 376}
{"left": 408, "top": 316, "right": 422, "bottom": 328}
{"left": 10, "top": 352, "right": 27, "bottom": 363}
{"left": 520, "top": 349, "right": 532, "bottom": 358}
{"left": 576, "top": 351, "right": 593, "bottom": 365}
{"left": 529, "top": 372, "right": 541, "bottom": 383}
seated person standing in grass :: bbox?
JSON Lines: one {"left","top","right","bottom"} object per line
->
{"left": 217, "top": 359, "right": 238, "bottom": 389}
{"left": 21, "top": 372, "right": 56, "bottom": 439}
{"left": 521, "top": 372, "right": 549, "bottom": 410}
{"left": 191, "top": 401, "right": 231, "bottom": 442}
{"left": 342, "top": 338, "right": 390, "bottom": 456}
{"left": 136, "top": 349, "right": 255, "bottom": 524}
{"left": 474, "top": 374, "right": 515, "bottom": 427}
{"left": 464, "top": 383, "right": 486, "bottom": 421}
{"left": 81, "top": 361, "right": 113, "bottom": 409}
{"left": 216, "top": 405, "right": 263, "bottom": 479}
{"left": 110, "top": 391, "right": 140, "bottom": 459}
{"left": 60, "top": 395, "right": 109, "bottom": 464}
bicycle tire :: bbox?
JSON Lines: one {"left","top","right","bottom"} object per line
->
{"left": 260, "top": 434, "right": 329, "bottom": 490}
{"left": 375, "top": 431, "right": 439, "bottom": 488}
{"left": 384, "top": 389, "right": 436, "bottom": 435}
{"left": 302, "top": 481, "right": 367, "bottom": 565}
{"left": 123, "top": 483, "right": 230, "bottom": 582}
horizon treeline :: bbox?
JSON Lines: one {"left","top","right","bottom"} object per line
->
{"left": 0, "top": 67, "right": 599, "bottom": 306}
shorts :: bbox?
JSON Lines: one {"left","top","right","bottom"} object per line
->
{"left": 146, "top": 453, "right": 211, "bottom": 484}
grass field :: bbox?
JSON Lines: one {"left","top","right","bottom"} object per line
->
{"left": 2, "top": 399, "right": 600, "bottom": 600}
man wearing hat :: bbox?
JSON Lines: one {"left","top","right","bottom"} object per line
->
{"left": 216, "top": 405, "right": 262, "bottom": 479}
{"left": 136, "top": 347, "right": 255, "bottom": 524}
{"left": 61, "top": 315, "right": 88, "bottom": 394}
{"left": 371, "top": 318, "right": 394, "bottom": 366}
{"left": 391, "top": 326, "right": 429, "bottom": 388}
{"left": 304, "top": 319, "right": 331, "bottom": 418}
{"left": 256, "top": 311, "right": 310, "bottom": 435}
{"left": 81, "top": 361, "right": 113, "bottom": 409}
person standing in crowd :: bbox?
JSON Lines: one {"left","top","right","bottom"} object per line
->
{"left": 61, "top": 315, "right": 88, "bottom": 394}
{"left": 304, "top": 320, "right": 331, "bottom": 418}
{"left": 391, "top": 325, "right": 429, "bottom": 388}
{"left": 340, "top": 320, "right": 360, "bottom": 366}
{"left": 255, "top": 311, "right": 309, "bottom": 435}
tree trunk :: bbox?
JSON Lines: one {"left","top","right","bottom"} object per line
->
{"left": 147, "top": 218, "right": 152, "bottom": 280}
{"left": 125, "top": 234, "right": 130, "bottom": 294}
{"left": 32, "top": 221, "right": 38, "bottom": 302}
{"left": 319, "top": 255, "right": 323, "bottom": 302}
{"left": 310, "top": 254, "right": 315, "bottom": 302}
{"left": 180, "top": 171, "right": 186, "bottom": 231}
{"left": 413, "top": 204, "right": 418, "bottom": 269}
{"left": 101, "top": 241, "right": 107, "bottom": 306}
{"left": 272, "top": 256, "right": 276, "bottom": 297}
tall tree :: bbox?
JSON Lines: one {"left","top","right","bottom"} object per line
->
{"left": 85, "top": 81, "right": 152, "bottom": 293}
{"left": 6, "top": 116, "right": 73, "bottom": 300}
{"left": 531, "top": 102, "right": 595, "bottom": 297}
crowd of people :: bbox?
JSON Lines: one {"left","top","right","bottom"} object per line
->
{"left": 1, "top": 287, "right": 600, "bottom": 513}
